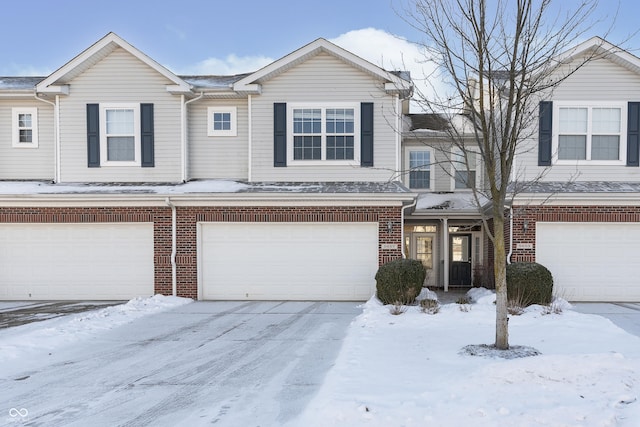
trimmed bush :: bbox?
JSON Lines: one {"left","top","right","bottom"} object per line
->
{"left": 506, "top": 262, "right": 553, "bottom": 307}
{"left": 375, "top": 258, "right": 426, "bottom": 305}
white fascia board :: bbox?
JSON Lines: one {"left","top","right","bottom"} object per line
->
{"left": 234, "top": 38, "right": 412, "bottom": 94}
{"left": 554, "top": 36, "right": 640, "bottom": 74}
{"left": 37, "top": 85, "right": 70, "bottom": 95}
{"left": 232, "top": 83, "right": 261, "bottom": 94}
{"left": 36, "top": 32, "right": 192, "bottom": 94}
{"left": 0, "top": 192, "right": 416, "bottom": 208}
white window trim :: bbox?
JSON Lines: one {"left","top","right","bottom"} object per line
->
{"left": 451, "top": 147, "right": 479, "bottom": 191}
{"left": 287, "top": 102, "right": 360, "bottom": 166}
{"left": 405, "top": 148, "right": 434, "bottom": 191}
{"left": 552, "top": 101, "right": 627, "bottom": 166}
{"left": 207, "top": 106, "right": 237, "bottom": 137}
{"left": 12, "top": 107, "right": 38, "bottom": 148}
{"left": 99, "top": 103, "right": 141, "bottom": 167}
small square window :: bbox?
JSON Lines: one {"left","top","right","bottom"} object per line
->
{"left": 12, "top": 108, "right": 38, "bottom": 148}
{"left": 208, "top": 107, "right": 237, "bottom": 136}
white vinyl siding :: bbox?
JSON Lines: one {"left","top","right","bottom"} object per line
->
{"left": 516, "top": 56, "right": 640, "bottom": 182}
{"left": 250, "top": 52, "right": 399, "bottom": 182}
{"left": 0, "top": 100, "right": 54, "bottom": 180}
{"left": 402, "top": 142, "right": 463, "bottom": 192}
{"left": 189, "top": 100, "right": 248, "bottom": 180}
{"left": 57, "top": 47, "right": 182, "bottom": 183}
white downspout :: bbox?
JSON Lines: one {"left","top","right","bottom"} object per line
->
{"left": 34, "top": 94, "right": 59, "bottom": 182}
{"left": 182, "top": 92, "right": 204, "bottom": 182}
{"left": 506, "top": 206, "right": 514, "bottom": 265}
{"left": 165, "top": 197, "right": 177, "bottom": 297}
{"left": 395, "top": 94, "right": 401, "bottom": 176}
{"left": 401, "top": 198, "right": 417, "bottom": 258}
{"left": 248, "top": 94, "right": 252, "bottom": 182}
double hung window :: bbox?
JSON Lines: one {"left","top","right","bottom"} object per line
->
{"left": 289, "top": 104, "right": 358, "bottom": 163}
{"left": 100, "top": 104, "right": 140, "bottom": 166}
{"left": 556, "top": 104, "right": 624, "bottom": 163}
{"left": 12, "top": 108, "right": 38, "bottom": 148}
{"left": 453, "top": 148, "right": 477, "bottom": 189}
{"left": 408, "top": 150, "right": 431, "bottom": 189}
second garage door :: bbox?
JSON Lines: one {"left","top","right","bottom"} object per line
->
{"left": 536, "top": 222, "right": 640, "bottom": 302}
{"left": 198, "top": 222, "right": 379, "bottom": 301}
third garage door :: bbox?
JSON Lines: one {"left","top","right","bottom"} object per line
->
{"left": 199, "top": 222, "right": 379, "bottom": 301}
{"left": 536, "top": 222, "right": 640, "bottom": 302}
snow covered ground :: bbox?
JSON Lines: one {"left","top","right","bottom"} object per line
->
{"left": 1, "top": 291, "right": 639, "bottom": 426}
{"left": 290, "top": 290, "right": 640, "bottom": 427}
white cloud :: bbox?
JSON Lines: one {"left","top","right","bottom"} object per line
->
{"left": 178, "top": 28, "right": 443, "bottom": 111}
{"left": 329, "top": 28, "right": 444, "bottom": 112}
{"left": 180, "top": 54, "right": 274, "bottom": 75}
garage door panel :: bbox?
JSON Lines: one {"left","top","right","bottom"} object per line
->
{"left": 0, "top": 223, "right": 154, "bottom": 300}
{"left": 536, "top": 222, "right": 640, "bottom": 302}
{"left": 200, "top": 222, "right": 378, "bottom": 301}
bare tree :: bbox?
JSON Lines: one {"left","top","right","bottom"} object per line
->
{"left": 400, "top": 0, "right": 604, "bottom": 349}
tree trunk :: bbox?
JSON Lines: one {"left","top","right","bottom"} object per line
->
{"left": 493, "top": 211, "right": 509, "bottom": 350}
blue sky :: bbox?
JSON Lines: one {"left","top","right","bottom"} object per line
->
{"left": 1, "top": 0, "right": 638, "bottom": 78}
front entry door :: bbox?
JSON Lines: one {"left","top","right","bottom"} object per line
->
{"left": 450, "top": 234, "right": 472, "bottom": 286}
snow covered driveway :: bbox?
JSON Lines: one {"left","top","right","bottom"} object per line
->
{"left": 0, "top": 300, "right": 361, "bottom": 426}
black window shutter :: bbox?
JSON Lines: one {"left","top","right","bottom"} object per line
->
{"left": 361, "top": 102, "right": 374, "bottom": 167}
{"left": 538, "top": 101, "right": 553, "bottom": 166}
{"left": 274, "top": 103, "right": 287, "bottom": 167}
{"left": 140, "top": 103, "right": 154, "bottom": 167}
{"left": 87, "top": 104, "right": 100, "bottom": 167}
{"left": 627, "top": 102, "right": 640, "bottom": 167}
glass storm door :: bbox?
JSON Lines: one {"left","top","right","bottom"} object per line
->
{"left": 414, "top": 233, "right": 435, "bottom": 286}
{"left": 450, "top": 234, "right": 472, "bottom": 286}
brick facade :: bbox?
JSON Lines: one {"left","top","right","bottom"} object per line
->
{"left": 510, "top": 205, "right": 640, "bottom": 262}
{"left": 0, "top": 204, "right": 402, "bottom": 299}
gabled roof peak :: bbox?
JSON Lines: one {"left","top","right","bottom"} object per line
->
{"left": 36, "top": 32, "right": 191, "bottom": 94}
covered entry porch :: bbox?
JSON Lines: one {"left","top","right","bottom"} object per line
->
{"left": 404, "top": 193, "right": 488, "bottom": 291}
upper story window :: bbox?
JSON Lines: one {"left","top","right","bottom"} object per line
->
{"left": 12, "top": 107, "right": 38, "bottom": 148}
{"left": 288, "top": 103, "right": 359, "bottom": 164}
{"left": 453, "top": 148, "right": 477, "bottom": 190}
{"left": 408, "top": 149, "right": 432, "bottom": 189}
{"left": 554, "top": 103, "right": 626, "bottom": 164}
{"left": 207, "top": 106, "right": 237, "bottom": 137}
{"left": 100, "top": 104, "right": 140, "bottom": 166}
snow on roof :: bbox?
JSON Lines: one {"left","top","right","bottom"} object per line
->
{"left": 415, "top": 191, "right": 487, "bottom": 211}
{"left": 0, "top": 180, "right": 411, "bottom": 196}
{"left": 514, "top": 181, "right": 640, "bottom": 193}
{"left": 180, "top": 74, "right": 251, "bottom": 89}
{"left": 0, "top": 77, "right": 44, "bottom": 90}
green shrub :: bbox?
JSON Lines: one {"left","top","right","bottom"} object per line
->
{"left": 375, "top": 258, "right": 426, "bottom": 305}
{"left": 506, "top": 262, "right": 553, "bottom": 307}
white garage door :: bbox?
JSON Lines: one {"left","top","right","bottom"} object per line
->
{"left": 199, "top": 222, "right": 379, "bottom": 301}
{"left": 536, "top": 222, "right": 640, "bottom": 302}
{"left": 0, "top": 223, "right": 154, "bottom": 300}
